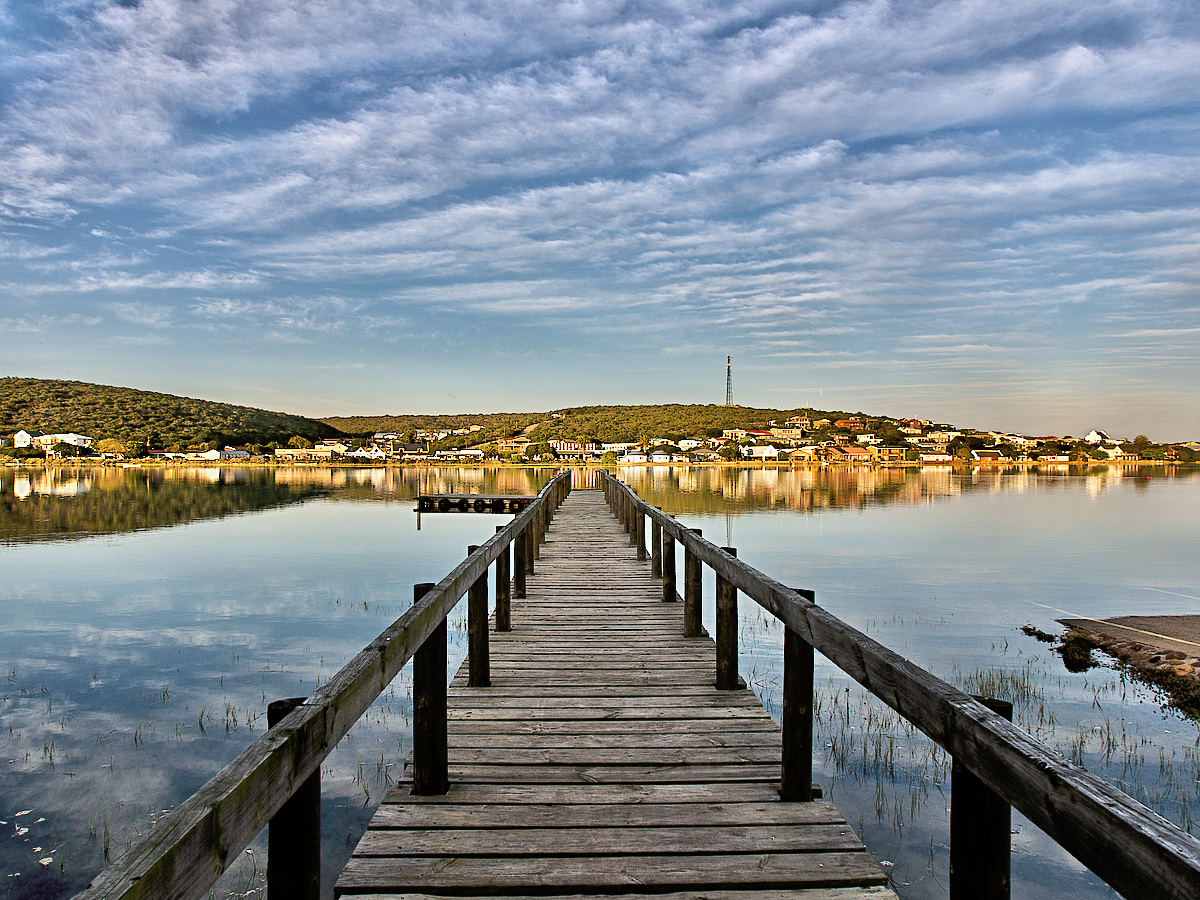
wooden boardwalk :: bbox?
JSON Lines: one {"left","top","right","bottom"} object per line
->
{"left": 337, "top": 488, "right": 895, "bottom": 899}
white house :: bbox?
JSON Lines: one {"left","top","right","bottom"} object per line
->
{"left": 16, "top": 430, "right": 94, "bottom": 450}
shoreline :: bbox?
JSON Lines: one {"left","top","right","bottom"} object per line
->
{"left": 3, "top": 458, "right": 1193, "bottom": 472}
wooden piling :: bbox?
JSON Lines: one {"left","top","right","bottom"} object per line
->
{"left": 495, "top": 526, "right": 510, "bottom": 632}
{"left": 684, "top": 528, "right": 703, "bottom": 637}
{"left": 950, "top": 697, "right": 1014, "bottom": 900}
{"left": 467, "top": 546, "right": 490, "bottom": 688}
{"left": 267, "top": 697, "right": 320, "bottom": 900}
{"left": 411, "top": 582, "right": 449, "bottom": 795}
{"left": 716, "top": 547, "right": 738, "bottom": 690}
{"left": 781, "top": 588, "right": 816, "bottom": 802}
{"left": 662, "top": 529, "right": 676, "bottom": 603}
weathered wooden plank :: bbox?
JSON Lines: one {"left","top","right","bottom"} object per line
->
{"left": 446, "top": 732, "right": 781, "bottom": 749}
{"left": 351, "top": 824, "right": 865, "bottom": 857}
{"left": 410, "top": 763, "right": 781, "bottom": 783}
{"left": 380, "top": 781, "right": 789, "bottom": 806}
{"left": 447, "top": 706, "right": 774, "bottom": 721}
{"left": 342, "top": 889, "right": 897, "bottom": 900}
{"left": 445, "top": 694, "right": 764, "bottom": 709}
{"left": 367, "top": 800, "right": 844, "bottom": 829}
{"left": 338, "top": 852, "right": 888, "bottom": 893}
{"left": 444, "top": 718, "right": 779, "bottom": 736}
{"left": 439, "top": 747, "right": 782, "bottom": 765}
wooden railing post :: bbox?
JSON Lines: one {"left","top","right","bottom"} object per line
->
{"left": 781, "top": 588, "right": 816, "bottom": 801}
{"left": 683, "top": 528, "right": 703, "bottom": 637}
{"left": 524, "top": 515, "right": 536, "bottom": 575}
{"left": 532, "top": 500, "right": 544, "bottom": 560}
{"left": 467, "top": 546, "right": 490, "bottom": 688}
{"left": 662, "top": 528, "right": 676, "bottom": 603}
{"left": 267, "top": 697, "right": 319, "bottom": 900}
{"left": 651, "top": 511, "right": 663, "bottom": 578}
{"left": 950, "top": 697, "right": 1014, "bottom": 900}
{"left": 495, "top": 525, "right": 511, "bottom": 632}
{"left": 411, "top": 582, "right": 449, "bottom": 795}
{"left": 635, "top": 507, "right": 646, "bottom": 560}
{"left": 514, "top": 528, "right": 528, "bottom": 599}
{"left": 716, "top": 547, "right": 739, "bottom": 689}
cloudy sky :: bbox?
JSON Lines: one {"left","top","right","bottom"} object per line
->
{"left": 2, "top": 0, "right": 1197, "bottom": 439}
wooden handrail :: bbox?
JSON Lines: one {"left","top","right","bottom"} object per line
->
{"left": 600, "top": 471, "right": 1200, "bottom": 900}
{"left": 74, "top": 471, "right": 571, "bottom": 900}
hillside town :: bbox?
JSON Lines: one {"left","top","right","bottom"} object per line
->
{"left": 5, "top": 415, "right": 1197, "bottom": 466}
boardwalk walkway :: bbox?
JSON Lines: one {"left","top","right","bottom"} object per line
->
{"left": 337, "top": 488, "right": 895, "bottom": 899}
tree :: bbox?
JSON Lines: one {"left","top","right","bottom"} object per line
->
{"left": 288, "top": 435, "right": 314, "bottom": 449}
{"left": 51, "top": 441, "right": 88, "bottom": 457}
{"left": 95, "top": 438, "right": 125, "bottom": 457}
{"left": 525, "top": 442, "right": 557, "bottom": 460}
{"left": 601, "top": 451, "right": 618, "bottom": 466}
{"left": 718, "top": 440, "right": 743, "bottom": 461}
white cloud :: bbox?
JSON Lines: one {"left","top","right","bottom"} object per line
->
{"left": 0, "top": 0, "right": 1196, "bottom": 432}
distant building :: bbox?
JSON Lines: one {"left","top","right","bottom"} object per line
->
{"left": 16, "top": 430, "right": 94, "bottom": 451}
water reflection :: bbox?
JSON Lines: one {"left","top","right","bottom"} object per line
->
{"left": 616, "top": 463, "right": 1180, "bottom": 516}
{"left": 2, "top": 464, "right": 1195, "bottom": 900}
{"left": 0, "top": 467, "right": 554, "bottom": 543}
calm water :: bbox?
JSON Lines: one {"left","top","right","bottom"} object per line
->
{"left": 2, "top": 464, "right": 1198, "bottom": 899}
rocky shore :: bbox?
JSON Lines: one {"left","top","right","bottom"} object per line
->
{"left": 1050, "top": 618, "right": 1200, "bottom": 718}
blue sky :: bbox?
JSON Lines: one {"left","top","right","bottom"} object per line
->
{"left": 2, "top": 0, "right": 1197, "bottom": 440}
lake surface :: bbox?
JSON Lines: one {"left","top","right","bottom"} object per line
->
{"left": 2, "top": 464, "right": 1198, "bottom": 899}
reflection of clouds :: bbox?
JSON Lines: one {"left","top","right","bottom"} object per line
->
{"left": 0, "top": 489, "right": 492, "bottom": 895}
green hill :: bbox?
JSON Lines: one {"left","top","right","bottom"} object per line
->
{"left": 0, "top": 378, "right": 340, "bottom": 450}
{"left": 322, "top": 412, "right": 541, "bottom": 446}
{"left": 323, "top": 403, "right": 868, "bottom": 449}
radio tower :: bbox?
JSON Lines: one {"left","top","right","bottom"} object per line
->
{"left": 725, "top": 355, "right": 734, "bottom": 406}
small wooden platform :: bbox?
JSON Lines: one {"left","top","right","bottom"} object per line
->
{"left": 338, "top": 489, "right": 895, "bottom": 899}
{"left": 417, "top": 493, "right": 535, "bottom": 513}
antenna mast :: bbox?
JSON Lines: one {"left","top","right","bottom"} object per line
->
{"left": 725, "top": 356, "right": 734, "bottom": 406}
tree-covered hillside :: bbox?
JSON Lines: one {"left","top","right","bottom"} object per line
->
{"left": 321, "top": 412, "right": 541, "bottom": 444}
{"left": 526, "top": 404, "right": 852, "bottom": 444}
{"left": 0, "top": 378, "right": 340, "bottom": 450}
{"left": 323, "top": 404, "right": 861, "bottom": 449}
